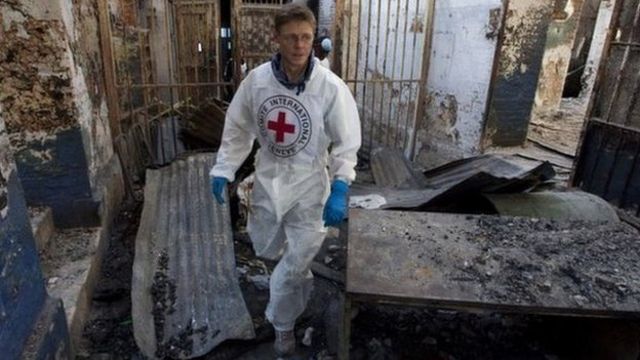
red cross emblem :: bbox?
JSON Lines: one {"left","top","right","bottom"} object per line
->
{"left": 267, "top": 112, "right": 295, "bottom": 143}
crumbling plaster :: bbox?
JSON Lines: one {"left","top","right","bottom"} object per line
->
{"left": 497, "top": 0, "right": 553, "bottom": 80}
{"left": 534, "top": 0, "right": 584, "bottom": 113}
{"left": 0, "top": 0, "right": 114, "bottom": 197}
{"left": 0, "top": 107, "right": 14, "bottom": 220}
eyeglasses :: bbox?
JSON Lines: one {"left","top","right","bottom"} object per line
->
{"left": 278, "top": 33, "right": 314, "bottom": 45}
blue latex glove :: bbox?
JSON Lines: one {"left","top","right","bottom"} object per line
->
{"left": 323, "top": 179, "right": 349, "bottom": 227}
{"left": 211, "top": 177, "right": 228, "bottom": 204}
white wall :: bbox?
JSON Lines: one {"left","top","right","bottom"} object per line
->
{"left": 415, "top": 0, "right": 503, "bottom": 168}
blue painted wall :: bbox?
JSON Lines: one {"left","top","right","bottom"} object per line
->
{"left": 14, "top": 126, "right": 99, "bottom": 228}
{"left": 0, "top": 170, "right": 46, "bottom": 357}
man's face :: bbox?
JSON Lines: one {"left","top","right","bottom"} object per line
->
{"left": 275, "top": 20, "right": 314, "bottom": 70}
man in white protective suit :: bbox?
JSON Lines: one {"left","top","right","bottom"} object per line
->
{"left": 209, "top": 3, "right": 361, "bottom": 357}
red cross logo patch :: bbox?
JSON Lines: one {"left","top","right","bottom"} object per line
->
{"left": 258, "top": 95, "right": 312, "bottom": 158}
{"left": 267, "top": 112, "right": 295, "bottom": 143}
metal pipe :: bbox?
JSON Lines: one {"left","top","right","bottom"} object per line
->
{"left": 389, "top": 0, "right": 403, "bottom": 147}
{"left": 344, "top": 79, "right": 420, "bottom": 83}
{"left": 363, "top": 0, "right": 374, "bottom": 153}
{"left": 404, "top": 0, "right": 421, "bottom": 152}
{"left": 611, "top": 41, "right": 640, "bottom": 48}
{"left": 166, "top": 0, "right": 176, "bottom": 115}
{"left": 409, "top": 0, "right": 436, "bottom": 160}
{"left": 398, "top": 0, "right": 411, "bottom": 148}
{"left": 116, "top": 82, "right": 231, "bottom": 88}
{"left": 370, "top": 0, "right": 383, "bottom": 145}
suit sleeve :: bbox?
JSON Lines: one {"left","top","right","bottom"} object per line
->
{"left": 325, "top": 80, "right": 361, "bottom": 183}
{"left": 209, "top": 76, "right": 256, "bottom": 182}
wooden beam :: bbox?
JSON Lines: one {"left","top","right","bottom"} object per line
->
{"left": 97, "top": 0, "right": 121, "bottom": 137}
{"left": 333, "top": 0, "right": 345, "bottom": 78}
{"left": 409, "top": 0, "right": 436, "bottom": 160}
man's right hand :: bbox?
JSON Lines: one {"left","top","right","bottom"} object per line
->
{"left": 211, "top": 177, "right": 228, "bottom": 204}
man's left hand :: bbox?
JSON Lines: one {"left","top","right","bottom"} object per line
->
{"left": 323, "top": 179, "right": 349, "bottom": 227}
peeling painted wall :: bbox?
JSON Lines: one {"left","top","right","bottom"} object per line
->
{"left": 484, "top": 0, "right": 555, "bottom": 147}
{"left": 414, "top": 0, "right": 503, "bottom": 169}
{"left": 0, "top": 110, "right": 48, "bottom": 358}
{"left": 0, "top": 0, "right": 118, "bottom": 227}
{"left": 66, "top": 0, "right": 115, "bottom": 191}
{"left": 533, "top": 0, "right": 585, "bottom": 113}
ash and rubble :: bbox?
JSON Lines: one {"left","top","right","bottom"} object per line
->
{"left": 77, "top": 170, "right": 640, "bottom": 360}
{"left": 450, "top": 216, "right": 640, "bottom": 308}
{"left": 76, "top": 100, "right": 640, "bottom": 360}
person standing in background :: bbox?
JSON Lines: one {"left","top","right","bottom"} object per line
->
{"left": 315, "top": 36, "right": 332, "bottom": 69}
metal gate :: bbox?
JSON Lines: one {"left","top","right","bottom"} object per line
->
{"left": 336, "top": 0, "right": 434, "bottom": 159}
{"left": 232, "top": 0, "right": 286, "bottom": 84}
{"left": 175, "top": 0, "right": 223, "bottom": 101}
{"left": 98, "top": 0, "right": 228, "bottom": 197}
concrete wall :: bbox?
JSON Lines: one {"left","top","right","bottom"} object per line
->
{"left": 1, "top": 99, "right": 71, "bottom": 359}
{"left": 483, "top": 0, "right": 555, "bottom": 147}
{"left": 0, "top": 0, "right": 121, "bottom": 227}
{"left": 414, "top": 0, "right": 503, "bottom": 169}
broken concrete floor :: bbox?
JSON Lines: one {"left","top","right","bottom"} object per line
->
{"left": 72, "top": 189, "right": 640, "bottom": 359}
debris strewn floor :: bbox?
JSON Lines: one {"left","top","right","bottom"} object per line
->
{"left": 530, "top": 98, "right": 586, "bottom": 157}
{"left": 75, "top": 102, "right": 640, "bottom": 360}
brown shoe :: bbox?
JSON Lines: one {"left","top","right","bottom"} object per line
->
{"left": 274, "top": 329, "right": 296, "bottom": 357}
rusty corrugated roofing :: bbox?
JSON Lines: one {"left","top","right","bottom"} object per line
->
{"left": 351, "top": 154, "right": 555, "bottom": 209}
{"left": 132, "top": 153, "right": 254, "bottom": 359}
{"left": 370, "top": 147, "right": 428, "bottom": 188}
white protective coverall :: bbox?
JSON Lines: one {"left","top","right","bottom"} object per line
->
{"left": 210, "top": 58, "right": 361, "bottom": 331}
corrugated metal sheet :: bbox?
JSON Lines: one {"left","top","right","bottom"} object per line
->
{"left": 152, "top": 116, "right": 186, "bottom": 166}
{"left": 573, "top": 120, "right": 640, "bottom": 215}
{"left": 370, "top": 147, "right": 428, "bottom": 188}
{"left": 132, "top": 153, "right": 255, "bottom": 359}
{"left": 351, "top": 154, "right": 555, "bottom": 209}
{"left": 483, "top": 191, "right": 620, "bottom": 222}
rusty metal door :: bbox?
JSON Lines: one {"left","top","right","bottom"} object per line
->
{"left": 98, "top": 0, "right": 229, "bottom": 198}
{"left": 335, "top": 0, "right": 435, "bottom": 159}
{"left": 175, "top": 0, "right": 222, "bottom": 101}
{"left": 232, "top": 0, "right": 286, "bottom": 84}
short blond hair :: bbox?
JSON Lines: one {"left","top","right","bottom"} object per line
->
{"left": 275, "top": 3, "right": 316, "bottom": 33}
